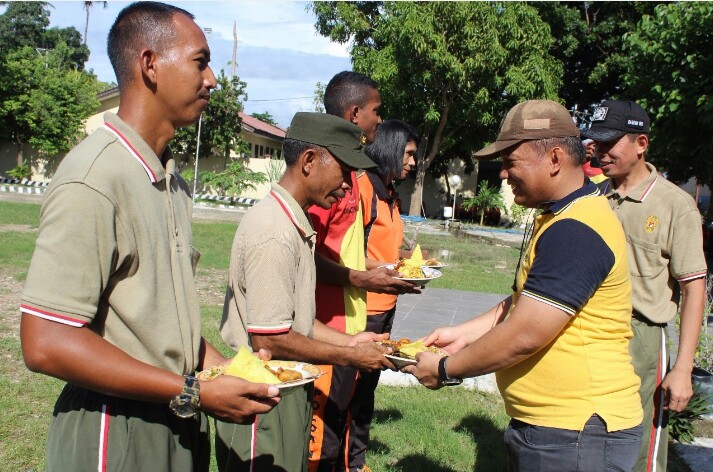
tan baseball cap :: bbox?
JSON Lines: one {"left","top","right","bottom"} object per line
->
{"left": 474, "top": 100, "right": 579, "bottom": 159}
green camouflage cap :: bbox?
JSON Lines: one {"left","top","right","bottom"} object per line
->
{"left": 474, "top": 100, "right": 579, "bottom": 159}
{"left": 286, "top": 112, "right": 376, "bottom": 169}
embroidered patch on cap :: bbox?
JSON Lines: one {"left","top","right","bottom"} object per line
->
{"left": 645, "top": 215, "right": 659, "bottom": 233}
{"left": 627, "top": 118, "right": 645, "bottom": 129}
{"left": 592, "top": 107, "right": 608, "bottom": 122}
{"left": 524, "top": 119, "right": 550, "bottom": 130}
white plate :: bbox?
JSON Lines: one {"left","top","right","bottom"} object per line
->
{"left": 423, "top": 263, "right": 448, "bottom": 269}
{"left": 393, "top": 267, "right": 442, "bottom": 286}
{"left": 385, "top": 353, "right": 417, "bottom": 368}
{"left": 196, "top": 360, "right": 322, "bottom": 394}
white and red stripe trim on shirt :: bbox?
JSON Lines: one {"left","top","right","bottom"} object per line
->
{"left": 638, "top": 174, "right": 657, "bottom": 202}
{"left": 246, "top": 322, "right": 292, "bottom": 335}
{"left": 98, "top": 402, "right": 110, "bottom": 472}
{"left": 249, "top": 416, "right": 258, "bottom": 472}
{"left": 20, "top": 304, "right": 87, "bottom": 327}
{"left": 103, "top": 122, "right": 158, "bottom": 183}
{"left": 677, "top": 270, "right": 707, "bottom": 282}
{"left": 270, "top": 190, "right": 306, "bottom": 237}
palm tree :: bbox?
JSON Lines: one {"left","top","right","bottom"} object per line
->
{"left": 83, "top": 1, "right": 108, "bottom": 46}
{"left": 462, "top": 182, "right": 506, "bottom": 226}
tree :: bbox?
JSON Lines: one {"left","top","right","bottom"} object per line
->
{"left": 531, "top": 2, "right": 659, "bottom": 110}
{"left": 199, "top": 160, "right": 267, "bottom": 198}
{"left": 0, "top": 44, "right": 101, "bottom": 167}
{"left": 0, "top": 4, "right": 98, "bottom": 169}
{"left": 83, "top": 1, "right": 108, "bottom": 46}
{"left": 313, "top": 81, "right": 325, "bottom": 113}
{"left": 462, "top": 182, "right": 506, "bottom": 227}
{"left": 311, "top": 2, "right": 561, "bottom": 215}
{"left": 250, "top": 111, "right": 277, "bottom": 126}
{"left": 172, "top": 70, "right": 250, "bottom": 163}
{"left": 621, "top": 2, "right": 713, "bottom": 214}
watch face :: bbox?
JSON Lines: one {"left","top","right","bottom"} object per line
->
{"left": 170, "top": 397, "right": 197, "bottom": 418}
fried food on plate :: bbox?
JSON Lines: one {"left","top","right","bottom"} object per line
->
{"left": 395, "top": 245, "right": 426, "bottom": 278}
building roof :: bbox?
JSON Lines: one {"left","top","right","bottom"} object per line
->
{"left": 238, "top": 112, "right": 286, "bottom": 140}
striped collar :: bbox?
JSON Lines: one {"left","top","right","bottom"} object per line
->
{"left": 365, "top": 170, "right": 398, "bottom": 204}
{"left": 545, "top": 180, "right": 601, "bottom": 215}
{"left": 101, "top": 113, "right": 167, "bottom": 183}
{"left": 600, "top": 162, "right": 658, "bottom": 202}
{"left": 269, "top": 183, "right": 315, "bottom": 238}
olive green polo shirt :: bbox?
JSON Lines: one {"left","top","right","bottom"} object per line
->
{"left": 21, "top": 112, "right": 202, "bottom": 375}
{"left": 601, "top": 163, "right": 707, "bottom": 323}
{"left": 220, "top": 183, "right": 317, "bottom": 350}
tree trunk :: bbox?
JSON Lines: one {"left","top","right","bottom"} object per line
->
{"left": 408, "top": 93, "right": 452, "bottom": 216}
{"left": 480, "top": 211, "right": 485, "bottom": 226}
{"left": 408, "top": 156, "right": 428, "bottom": 216}
{"left": 15, "top": 136, "right": 24, "bottom": 168}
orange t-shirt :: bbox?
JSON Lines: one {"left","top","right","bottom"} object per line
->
{"left": 358, "top": 171, "right": 403, "bottom": 315}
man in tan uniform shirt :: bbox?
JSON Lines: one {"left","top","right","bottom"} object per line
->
{"left": 583, "top": 99, "right": 707, "bottom": 472}
{"left": 20, "top": 4, "right": 279, "bottom": 471}
{"left": 217, "top": 112, "right": 395, "bottom": 472}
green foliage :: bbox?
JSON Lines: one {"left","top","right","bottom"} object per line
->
{"left": 669, "top": 383, "right": 713, "bottom": 443}
{"left": 0, "top": 3, "right": 98, "bottom": 168}
{"left": 264, "top": 157, "right": 285, "bottom": 183}
{"left": 531, "top": 2, "right": 658, "bottom": 110}
{"left": 313, "top": 81, "right": 325, "bottom": 113}
{"left": 622, "top": 2, "right": 713, "bottom": 197}
{"left": 172, "top": 70, "right": 249, "bottom": 161}
{"left": 509, "top": 203, "right": 529, "bottom": 228}
{"left": 6, "top": 163, "right": 31, "bottom": 180}
{"left": 250, "top": 111, "right": 277, "bottom": 126}
{"left": 462, "top": 183, "right": 506, "bottom": 226}
{"left": 311, "top": 2, "right": 561, "bottom": 216}
{"left": 199, "top": 159, "right": 267, "bottom": 198}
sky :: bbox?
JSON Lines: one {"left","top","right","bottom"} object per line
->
{"left": 43, "top": 1, "right": 353, "bottom": 128}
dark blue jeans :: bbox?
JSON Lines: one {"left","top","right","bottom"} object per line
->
{"left": 504, "top": 415, "right": 642, "bottom": 472}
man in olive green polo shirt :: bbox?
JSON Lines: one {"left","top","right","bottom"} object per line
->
{"left": 583, "top": 99, "right": 707, "bottom": 472}
{"left": 19, "top": 4, "right": 279, "bottom": 472}
{"left": 217, "top": 112, "right": 395, "bottom": 472}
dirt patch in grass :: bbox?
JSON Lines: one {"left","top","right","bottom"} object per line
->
{"left": 0, "top": 224, "right": 36, "bottom": 233}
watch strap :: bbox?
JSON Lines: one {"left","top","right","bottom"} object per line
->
{"left": 438, "top": 356, "right": 462, "bottom": 386}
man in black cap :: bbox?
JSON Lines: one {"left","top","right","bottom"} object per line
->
{"left": 406, "top": 99, "right": 643, "bottom": 471}
{"left": 582, "top": 99, "right": 707, "bottom": 472}
{"left": 216, "top": 112, "right": 395, "bottom": 472}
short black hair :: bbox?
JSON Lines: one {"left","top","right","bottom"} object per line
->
{"left": 324, "top": 71, "right": 378, "bottom": 117}
{"left": 364, "top": 120, "right": 420, "bottom": 179}
{"left": 282, "top": 139, "right": 327, "bottom": 167}
{"left": 108, "top": 1, "right": 194, "bottom": 89}
{"left": 530, "top": 136, "right": 586, "bottom": 166}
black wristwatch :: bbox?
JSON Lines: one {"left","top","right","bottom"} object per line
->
{"left": 438, "top": 356, "right": 462, "bottom": 386}
{"left": 169, "top": 375, "right": 201, "bottom": 418}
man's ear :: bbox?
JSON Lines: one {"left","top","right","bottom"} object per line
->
{"left": 549, "top": 146, "right": 564, "bottom": 176}
{"left": 348, "top": 105, "right": 360, "bottom": 125}
{"left": 300, "top": 148, "right": 318, "bottom": 176}
{"left": 635, "top": 134, "right": 649, "bottom": 156}
{"left": 140, "top": 48, "right": 159, "bottom": 85}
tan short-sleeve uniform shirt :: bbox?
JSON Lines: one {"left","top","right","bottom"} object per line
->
{"left": 601, "top": 163, "right": 707, "bottom": 323}
{"left": 220, "top": 183, "right": 317, "bottom": 350}
{"left": 20, "top": 112, "right": 202, "bottom": 374}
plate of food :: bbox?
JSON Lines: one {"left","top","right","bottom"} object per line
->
{"left": 380, "top": 338, "right": 448, "bottom": 369}
{"left": 387, "top": 245, "right": 443, "bottom": 286}
{"left": 197, "top": 347, "right": 322, "bottom": 393}
{"left": 422, "top": 258, "right": 448, "bottom": 269}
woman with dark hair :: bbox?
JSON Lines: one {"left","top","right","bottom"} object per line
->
{"left": 349, "top": 119, "right": 419, "bottom": 472}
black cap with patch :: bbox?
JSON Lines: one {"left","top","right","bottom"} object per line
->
{"left": 581, "top": 100, "right": 650, "bottom": 142}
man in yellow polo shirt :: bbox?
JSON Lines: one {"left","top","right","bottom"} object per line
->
{"left": 406, "top": 100, "right": 643, "bottom": 471}
{"left": 583, "top": 99, "right": 707, "bottom": 472}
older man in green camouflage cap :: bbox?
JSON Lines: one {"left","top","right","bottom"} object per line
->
{"left": 216, "top": 112, "right": 395, "bottom": 472}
